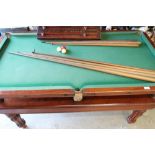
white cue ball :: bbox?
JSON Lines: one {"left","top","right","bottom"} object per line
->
{"left": 61, "top": 48, "right": 67, "bottom": 54}
{"left": 57, "top": 46, "right": 62, "bottom": 52}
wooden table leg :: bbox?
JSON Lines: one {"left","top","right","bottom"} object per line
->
{"left": 127, "top": 110, "right": 146, "bottom": 123}
{"left": 6, "top": 114, "right": 28, "bottom": 128}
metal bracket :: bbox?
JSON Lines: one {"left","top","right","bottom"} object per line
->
{"left": 73, "top": 90, "right": 83, "bottom": 102}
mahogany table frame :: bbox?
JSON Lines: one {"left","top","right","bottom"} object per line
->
{"left": 1, "top": 86, "right": 155, "bottom": 128}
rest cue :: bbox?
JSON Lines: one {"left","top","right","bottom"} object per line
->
{"left": 10, "top": 52, "right": 155, "bottom": 82}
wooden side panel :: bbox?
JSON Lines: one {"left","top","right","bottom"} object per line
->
{"left": 1, "top": 86, "right": 155, "bottom": 98}
{"left": 0, "top": 95, "right": 155, "bottom": 114}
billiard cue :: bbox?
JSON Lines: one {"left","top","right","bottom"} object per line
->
{"left": 28, "top": 52, "right": 155, "bottom": 77}
{"left": 10, "top": 52, "right": 155, "bottom": 82}
{"left": 11, "top": 52, "right": 155, "bottom": 82}
{"left": 10, "top": 51, "right": 155, "bottom": 77}
{"left": 46, "top": 43, "right": 140, "bottom": 47}
{"left": 43, "top": 41, "right": 141, "bottom": 47}
{"left": 43, "top": 41, "right": 141, "bottom": 46}
{"left": 44, "top": 40, "right": 141, "bottom": 44}
{"left": 10, "top": 51, "right": 155, "bottom": 78}
{"left": 30, "top": 52, "right": 155, "bottom": 78}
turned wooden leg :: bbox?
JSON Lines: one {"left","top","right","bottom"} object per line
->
{"left": 6, "top": 114, "right": 27, "bottom": 128}
{"left": 127, "top": 110, "right": 146, "bottom": 123}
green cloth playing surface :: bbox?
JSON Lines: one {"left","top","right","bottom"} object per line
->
{"left": 0, "top": 31, "right": 155, "bottom": 90}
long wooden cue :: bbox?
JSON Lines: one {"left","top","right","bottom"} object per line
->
{"left": 33, "top": 53, "right": 155, "bottom": 78}
{"left": 30, "top": 53, "right": 155, "bottom": 78}
{"left": 11, "top": 52, "right": 155, "bottom": 82}
{"left": 10, "top": 51, "right": 155, "bottom": 78}
{"left": 10, "top": 52, "right": 155, "bottom": 82}
{"left": 43, "top": 40, "right": 141, "bottom": 44}
{"left": 42, "top": 41, "right": 141, "bottom": 47}
{"left": 34, "top": 53, "right": 155, "bottom": 76}
{"left": 46, "top": 43, "right": 140, "bottom": 47}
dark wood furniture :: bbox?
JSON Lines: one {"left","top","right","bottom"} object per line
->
{"left": 37, "top": 26, "right": 101, "bottom": 40}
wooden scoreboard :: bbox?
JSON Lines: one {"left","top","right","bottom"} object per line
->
{"left": 37, "top": 26, "right": 101, "bottom": 40}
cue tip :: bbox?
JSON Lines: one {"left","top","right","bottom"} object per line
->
{"left": 41, "top": 41, "right": 53, "bottom": 45}
{"left": 41, "top": 41, "right": 59, "bottom": 45}
{"left": 41, "top": 41, "right": 46, "bottom": 43}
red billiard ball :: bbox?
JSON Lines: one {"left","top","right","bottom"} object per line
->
{"left": 61, "top": 46, "right": 67, "bottom": 54}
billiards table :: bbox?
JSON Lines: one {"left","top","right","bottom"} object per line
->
{"left": 0, "top": 31, "right": 155, "bottom": 128}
